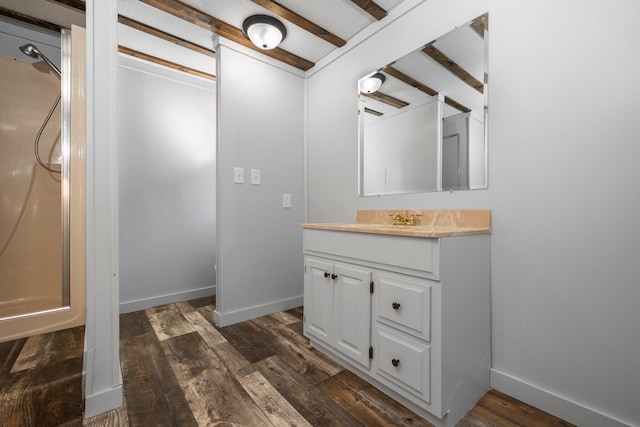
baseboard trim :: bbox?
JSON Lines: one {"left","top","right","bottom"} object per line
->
{"left": 84, "top": 383, "right": 123, "bottom": 419}
{"left": 214, "top": 295, "right": 303, "bottom": 327}
{"left": 119, "top": 286, "right": 216, "bottom": 314}
{"left": 490, "top": 369, "right": 632, "bottom": 427}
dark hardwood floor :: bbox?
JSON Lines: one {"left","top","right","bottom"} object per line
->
{"left": 84, "top": 296, "right": 574, "bottom": 427}
{"left": 0, "top": 296, "right": 573, "bottom": 426}
{"left": 0, "top": 326, "right": 84, "bottom": 426}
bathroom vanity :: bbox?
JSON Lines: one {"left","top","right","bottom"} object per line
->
{"left": 301, "top": 210, "right": 491, "bottom": 427}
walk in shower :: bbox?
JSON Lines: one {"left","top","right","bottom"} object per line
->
{"left": 0, "top": 26, "right": 86, "bottom": 342}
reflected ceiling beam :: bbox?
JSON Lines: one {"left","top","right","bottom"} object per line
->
{"left": 118, "top": 15, "right": 215, "bottom": 58}
{"left": 118, "top": 45, "right": 216, "bottom": 81}
{"left": 383, "top": 65, "right": 438, "bottom": 96}
{"left": 470, "top": 13, "right": 488, "bottom": 39}
{"left": 471, "top": 13, "right": 489, "bottom": 85}
{"left": 383, "top": 66, "right": 471, "bottom": 113}
{"left": 350, "top": 0, "right": 388, "bottom": 20}
{"left": 249, "top": 0, "right": 346, "bottom": 47}
{"left": 362, "top": 92, "right": 409, "bottom": 109}
{"left": 0, "top": 6, "right": 64, "bottom": 32}
{"left": 422, "top": 43, "right": 484, "bottom": 94}
{"left": 364, "top": 107, "right": 383, "bottom": 116}
{"left": 140, "top": 0, "right": 314, "bottom": 71}
{"left": 443, "top": 97, "right": 471, "bottom": 113}
{"left": 47, "top": 0, "right": 85, "bottom": 13}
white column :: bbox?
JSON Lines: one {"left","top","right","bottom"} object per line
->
{"left": 84, "top": 0, "right": 122, "bottom": 418}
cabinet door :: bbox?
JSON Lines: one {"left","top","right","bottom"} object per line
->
{"left": 373, "top": 325, "right": 431, "bottom": 404}
{"left": 333, "top": 263, "right": 372, "bottom": 369}
{"left": 304, "top": 257, "right": 334, "bottom": 344}
{"left": 375, "top": 273, "right": 432, "bottom": 342}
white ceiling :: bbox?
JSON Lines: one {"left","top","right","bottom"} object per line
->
{"left": 117, "top": 0, "right": 407, "bottom": 74}
{"left": 2, "top": 0, "right": 487, "bottom": 119}
{"left": 2, "top": 0, "right": 408, "bottom": 75}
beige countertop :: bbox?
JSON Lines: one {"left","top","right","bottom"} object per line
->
{"left": 300, "top": 209, "right": 491, "bottom": 238}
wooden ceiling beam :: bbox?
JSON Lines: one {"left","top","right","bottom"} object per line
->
{"left": 140, "top": 0, "right": 314, "bottom": 71}
{"left": 364, "top": 107, "right": 383, "bottom": 116}
{"left": 350, "top": 0, "right": 388, "bottom": 20}
{"left": 444, "top": 96, "right": 471, "bottom": 113}
{"left": 249, "top": 0, "right": 346, "bottom": 48}
{"left": 118, "top": 15, "right": 215, "bottom": 58}
{"left": 362, "top": 92, "right": 409, "bottom": 109}
{"left": 383, "top": 66, "right": 438, "bottom": 96}
{"left": 118, "top": 45, "right": 215, "bottom": 81}
{"left": 470, "top": 13, "right": 488, "bottom": 39}
{"left": 422, "top": 43, "right": 484, "bottom": 94}
{"left": 0, "top": 7, "right": 64, "bottom": 32}
{"left": 46, "top": 0, "right": 85, "bottom": 13}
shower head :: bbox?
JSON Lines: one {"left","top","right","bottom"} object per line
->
{"left": 19, "top": 43, "right": 61, "bottom": 77}
{"left": 20, "top": 43, "right": 39, "bottom": 58}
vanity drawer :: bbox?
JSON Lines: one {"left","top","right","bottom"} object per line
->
{"left": 374, "top": 325, "right": 431, "bottom": 403}
{"left": 303, "top": 229, "right": 439, "bottom": 278}
{"left": 375, "top": 273, "right": 431, "bottom": 342}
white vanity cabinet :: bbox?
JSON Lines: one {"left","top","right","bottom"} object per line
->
{"left": 304, "top": 257, "right": 372, "bottom": 368}
{"left": 371, "top": 271, "right": 434, "bottom": 404}
{"left": 302, "top": 227, "right": 491, "bottom": 427}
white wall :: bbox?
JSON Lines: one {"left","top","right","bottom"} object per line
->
{"left": 362, "top": 97, "right": 440, "bottom": 195}
{"left": 214, "top": 40, "right": 305, "bottom": 326}
{"left": 306, "top": 1, "right": 640, "bottom": 426}
{"left": 117, "top": 56, "right": 216, "bottom": 312}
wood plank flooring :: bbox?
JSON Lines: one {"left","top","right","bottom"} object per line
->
{"left": 0, "top": 326, "right": 84, "bottom": 426}
{"left": 86, "top": 296, "right": 575, "bottom": 427}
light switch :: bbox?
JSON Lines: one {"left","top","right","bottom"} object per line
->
{"left": 282, "top": 193, "right": 291, "bottom": 208}
{"left": 251, "top": 169, "right": 261, "bottom": 185}
{"left": 233, "top": 167, "right": 244, "bottom": 184}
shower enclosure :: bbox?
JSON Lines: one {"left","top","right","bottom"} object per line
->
{"left": 0, "top": 26, "right": 86, "bottom": 342}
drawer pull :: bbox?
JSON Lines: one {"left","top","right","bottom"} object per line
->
{"left": 392, "top": 302, "right": 401, "bottom": 310}
{"left": 324, "top": 272, "right": 330, "bottom": 278}
{"left": 331, "top": 274, "right": 338, "bottom": 280}
{"left": 392, "top": 358, "right": 400, "bottom": 367}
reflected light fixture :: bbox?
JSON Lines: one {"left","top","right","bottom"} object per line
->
{"left": 359, "top": 72, "right": 386, "bottom": 93}
{"left": 242, "top": 15, "right": 287, "bottom": 50}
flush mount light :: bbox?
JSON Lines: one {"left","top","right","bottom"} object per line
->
{"left": 359, "top": 72, "right": 386, "bottom": 94}
{"left": 242, "top": 15, "right": 287, "bottom": 50}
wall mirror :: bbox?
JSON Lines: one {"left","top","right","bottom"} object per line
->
{"left": 358, "top": 13, "right": 488, "bottom": 196}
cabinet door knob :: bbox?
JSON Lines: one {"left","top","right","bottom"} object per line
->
{"left": 392, "top": 302, "right": 401, "bottom": 310}
{"left": 331, "top": 274, "right": 338, "bottom": 280}
{"left": 324, "top": 272, "right": 330, "bottom": 278}
{"left": 392, "top": 358, "right": 400, "bottom": 367}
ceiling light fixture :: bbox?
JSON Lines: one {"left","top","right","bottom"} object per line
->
{"left": 242, "top": 15, "right": 287, "bottom": 50}
{"left": 359, "top": 72, "right": 386, "bottom": 93}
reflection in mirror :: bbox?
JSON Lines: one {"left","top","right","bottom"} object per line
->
{"left": 358, "top": 13, "right": 488, "bottom": 196}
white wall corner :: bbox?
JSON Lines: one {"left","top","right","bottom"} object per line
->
{"left": 213, "top": 34, "right": 306, "bottom": 78}
{"left": 491, "top": 369, "right": 634, "bottom": 427}
{"left": 214, "top": 295, "right": 303, "bottom": 328}
{"left": 84, "top": 0, "right": 122, "bottom": 417}
{"left": 119, "top": 286, "right": 216, "bottom": 314}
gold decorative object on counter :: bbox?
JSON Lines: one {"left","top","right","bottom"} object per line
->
{"left": 389, "top": 211, "right": 422, "bottom": 226}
